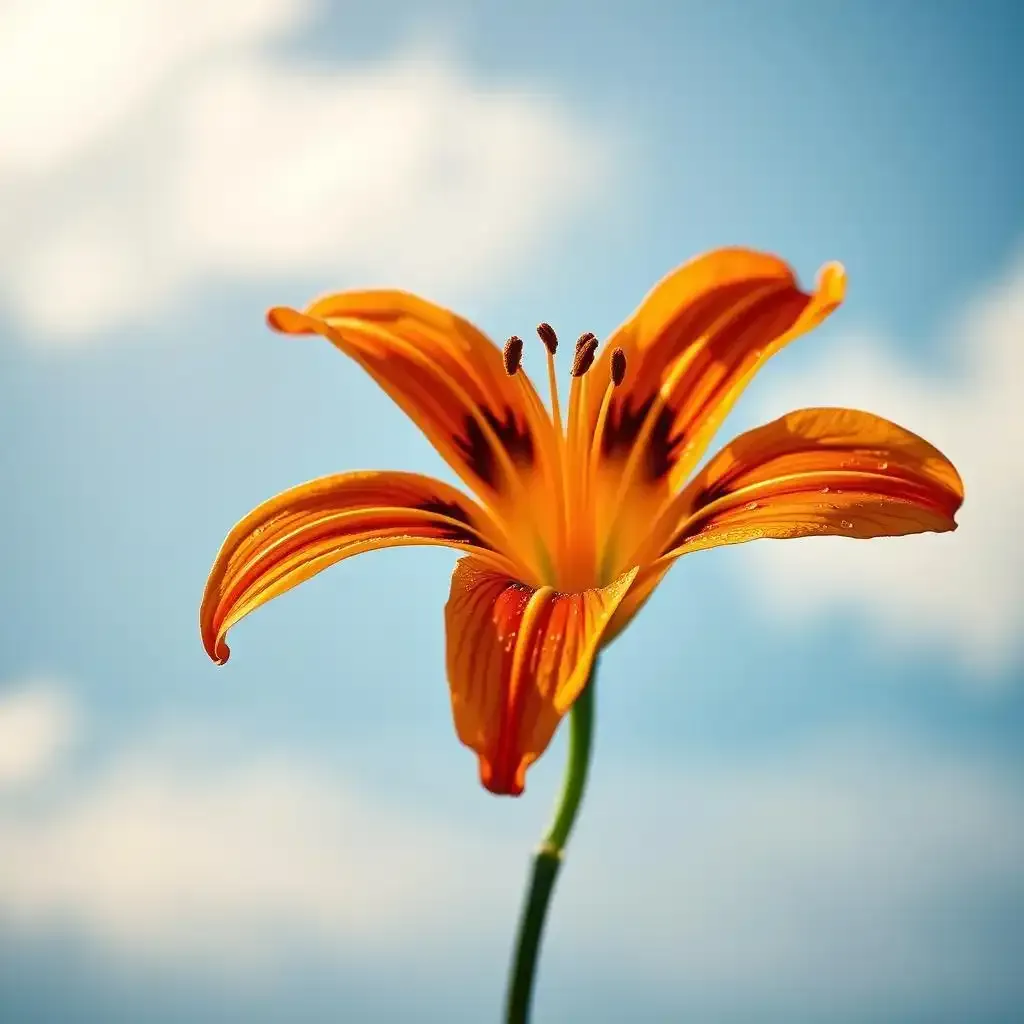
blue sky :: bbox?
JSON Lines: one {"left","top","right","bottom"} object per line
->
{"left": 1, "top": 1, "right": 1023, "bottom": 1021}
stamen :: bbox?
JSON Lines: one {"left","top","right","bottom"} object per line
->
{"left": 503, "top": 335, "right": 524, "bottom": 375}
{"left": 587, "top": 349, "right": 622, "bottom": 535}
{"left": 574, "top": 331, "right": 596, "bottom": 356}
{"left": 566, "top": 332, "right": 601, "bottom": 587}
{"left": 537, "top": 322, "right": 564, "bottom": 431}
{"left": 571, "top": 335, "right": 599, "bottom": 377}
{"left": 539, "top": 323, "right": 569, "bottom": 576}
{"left": 603, "top": 282, "right": 783, "bottom": 574}
{"left": 586, "top": 348, "right": 628, "bottom": 582}
{"left": 536, "top": 322, "right": 558, "bottom": 355}
{"left": 610, "top": 347, "right": 627, "bottom": 387}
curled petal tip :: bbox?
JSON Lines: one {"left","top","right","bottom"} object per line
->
{"left": 201, "top": 627, "right": 231, "bottom": 665}
{"left": 266, "top": 306, "right": 309, "bottom": 333}
{"left": 479, "top": 756, "right": 525, "bottom": 797}
{"left": 816, "top": 261, "right": 847, "bottom": 303}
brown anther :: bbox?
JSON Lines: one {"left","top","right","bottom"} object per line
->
{"left": 610, "top": 347, "right": 627, "bottom": 387}
{"left": 574, "top": 331, "right": 597, "bottom": 355}
{"left": 503, "top": 335, "right": 524, "bottom": 375}
{"left": 571, "top": 336, "right": 599, "bottom": 377}
{"left": 536, "top": 322, "right": 558, "bottom": 355}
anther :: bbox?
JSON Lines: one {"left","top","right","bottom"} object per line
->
{"left": 503, "top": 335, "right": 524, "bottom": 375}
{"left": 571, "top": 335, "right": 599, "bottom": 377}
{"left": 536, "top": 322, "right": 558, "bottom": 355}
{"left": 610, "top": 347, "right": 627, "bottom": 387}
{"left": 574, "top": 331, "right": 597, "bottom": 356}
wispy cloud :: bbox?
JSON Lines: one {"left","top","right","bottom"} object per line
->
{"left": 574, "top": 740, "right": 1024, "bottom": 1011}
{"left": 0, "top": 683, "right": 511, "bottom": 961}
{"left": 2, "top": 685, "right": 1021, "bottom": 1015}
{"left": 0, "top": 681, "right": 76, "bottom": 791}
{"left": 745, "top": 251, "right": 1024, "bottom": 675}
{"left": 0, "top": 0, "right": 613, "bottom": 344}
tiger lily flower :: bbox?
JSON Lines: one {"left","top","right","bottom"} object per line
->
{"left": 200, "top": 248, "right": 963, "bottom": 796}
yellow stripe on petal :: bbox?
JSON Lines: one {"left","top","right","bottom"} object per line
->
{"left": 444, "top": 558, "right": 638, "bottom": 796}
{"left": 267, "top": 294, "right": 560, "bottom": 538}
{"left": 592, "top": 252, "right": 844, "bottom": 485}
{"left": 201, "top": 471, "right": 516, "bottom": 665}
{"left": 646, "top": 408, "right": 962, "bottom": 566}
{"left": 588, "top": 250, "right": 844, "bottom": 579}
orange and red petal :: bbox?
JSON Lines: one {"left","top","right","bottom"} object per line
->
{"left": 267, "top": 294, "right": 558, "bottom": 526}
{"left": 444, "top": 557, "right": 638, "bottom": 796}
{"left": 595, "top": 250, "right": 844, "bottom": 487}
{"left": 585, "top": 250, "right": 844, "bottom": 575}
{"left": 201, "top": 471, "right": 516, "bottom": 665}
{"left": 653, "top": 407, "right": 962, "bottom": 563}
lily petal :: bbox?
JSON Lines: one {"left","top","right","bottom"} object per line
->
{"left": 445, "top": 557, "right": 638, "bottom": 795}
{"left": 267, "top": 293, "right": 557, "bottom": 518}
{"left": 648, "top": 408, "right": 963, "bottom": 565}
{"left": 588, "top": 249, "right": 844, "bottom": 575}
{"left": 201, "top": 471, "right": 516, "bottom": 665}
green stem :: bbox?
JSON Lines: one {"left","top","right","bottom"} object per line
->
{"left": 504, "top": 661, "right": 599, "bottom": 1024}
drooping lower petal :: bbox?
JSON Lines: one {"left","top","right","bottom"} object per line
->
{"left": 649, "top": 408, "right": 963, "bottom": 563}
{"left": 201, "top": 471, "right": 516, "bottom": 664}
{"left": 444, "top": 557, "right": 638, "bottom": 796}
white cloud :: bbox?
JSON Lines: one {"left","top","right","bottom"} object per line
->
{"left": 1, "top": 685, "right": 1022, "bottom": 1015}
{"left": 0, "top": 742, "right": 509, "bottom": 962}
{"left": 0, "top": 0, "right": 612, "bottom": 344}
{"left": 0, "top": 0, "right": 301, "bottom": 176}
{"left": 0, "top": 682, "right": 76, "bottom": 790}
{"left": 743, "top": 254, "right": 1024, "bottom": 675}
{"left": 572, "top": 739, "right": 1024, "bottom": 1007}
{"left": 0, "top": 683, "right": 509, "bottom": 961}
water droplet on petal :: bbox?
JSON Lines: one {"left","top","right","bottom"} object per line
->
{"left": 840, "top": 519, "right": 853, "bottom": 529}
{"left": 744, "top": 501, "right": 760, "bottom": 511}
{"left": 820, "top": 486, "right": 831, "bottom": 493}
{"left": 878, "top": 461, "right": 889, "bottom": 470}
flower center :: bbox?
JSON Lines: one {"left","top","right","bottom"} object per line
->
{"left": 504, "top": 324, "right": 628, "bottom": 593}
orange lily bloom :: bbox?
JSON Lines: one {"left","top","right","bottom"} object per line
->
{"left": 200, "top": 248, "right": 963, "bottom": 796}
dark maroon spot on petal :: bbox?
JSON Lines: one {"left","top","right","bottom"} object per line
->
{"left": 690, "top": 478, "right": 734, "bottom": 510}
{"left": 601, "top": 395, "right": 685, "bottom": 481}
{"left": 416, "top": 497, "right": 473, "bottom": 525}
{"left": 666, "top": 519, "right": 704, "bottom": 550}
{"left": 416, "top": 496, "right": 492, "bottom": 547}
{"left": 454, "top": 408, "right": 535, "bottom": 490}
